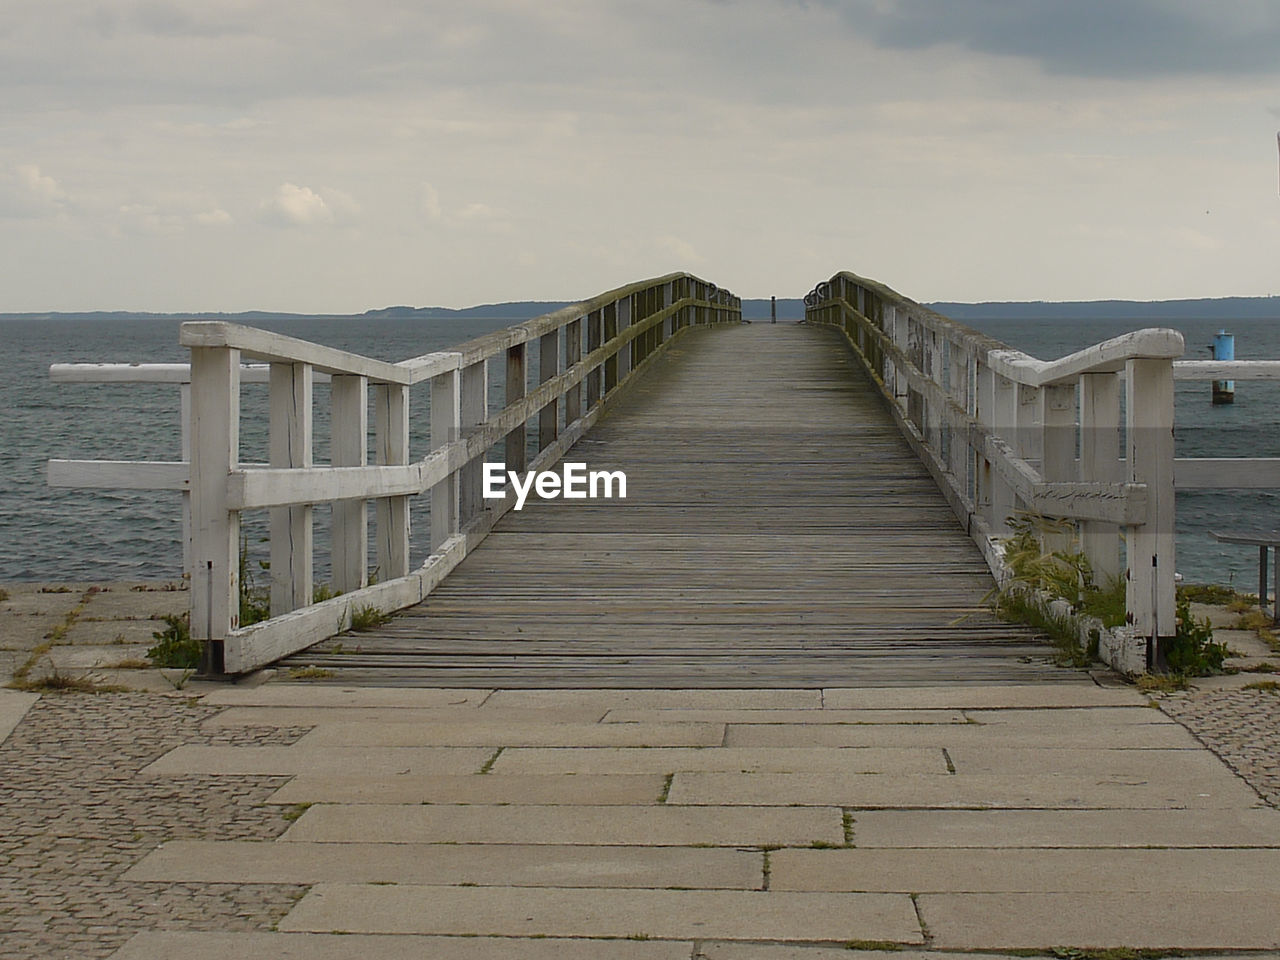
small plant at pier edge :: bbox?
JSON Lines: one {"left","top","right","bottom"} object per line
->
{"left": 237, "top": 536, "right": 271, "bottom": 627}
{"left": 146, "top": 614, "right": 202, "bottom": 669}
{"left": 1166, "top": 596, "right": 1228, "bottom": 676}
{"left": 287, "top": 666, "right": 335, "bottom": 680}
{"left": 0, "top": 588, "right": 8, "bottom": 603}
{"left": 350, "top": 604, "right": 390, "bottom": 632}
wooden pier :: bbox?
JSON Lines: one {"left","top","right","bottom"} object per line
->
{"left": 278, "top": 323, "right": 1056, "bottom": 686}
{"left": 52, "top": 268, "right": 1277, "bottom": 682}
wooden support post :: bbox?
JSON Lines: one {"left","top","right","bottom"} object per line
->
{"left": 586, "top": 309, "right": 603, "bottom": 410}
{"left": 189, "top": 346, "right": 240, "bottom": 672}
{"left": 330, "top": 374, "right": 368, "bottom": 594}
{"left": 1041, "top": 382, "right": 1078, "bottom": 565}
{"left": 1125, "top": 358, "right": 1177, "bottom": 661}
{"left": 1016, "top": 383, "right": 1042, "bottom": 463}
{"left": 990, "top": 372, "right": 1018, "bottom": 536}
{"left": 603, "top": 302, "right": 618, "bottom": 394}
{"left": 179, "top": 382, "right": 192, "bottom": 580}
{"left": 563, "top": 318, "right": 582, "bottom": 427}
{"left": 429, "top": 368, "right": 460, "bottom": 550}
{"left": 375, "top": 380, "right": 410, "bottom": 582}
{"left": 539, "top": 329, "right": 560, "bottom": 449}
{"left": 505, "top": 343, "right": 527, "bottom": 473}
{"left": 616, "top": 295, "right": 632, "bottom": 381}
{"left": 459, "top": 359, "right": 487, "bottom": 526}
{"left": 269, "top": 362, "right": 314, "bottom": 615}
{"left": 1080, "top": 372, "right": 1122, "bottom": 583}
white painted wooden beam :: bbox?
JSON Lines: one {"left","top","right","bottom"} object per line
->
{"left": 47, "top": 460, "right": 189, "bottom": 490}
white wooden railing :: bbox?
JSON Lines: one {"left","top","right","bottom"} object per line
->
{"left": 808, "top": 272, "right": 1178, "bottom": 674}
{"left": 49, "top": 273, "right": 741, "bottom": 673}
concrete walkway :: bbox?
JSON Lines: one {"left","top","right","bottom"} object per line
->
{"left": 4, "top": 680, "right": 1251, "bottom": 957}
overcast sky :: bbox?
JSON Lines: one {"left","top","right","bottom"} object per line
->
{"left": 2, "top": 0, "right": 1278, "bottom": 312}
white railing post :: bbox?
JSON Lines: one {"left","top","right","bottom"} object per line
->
{"left": 375, "top": 380, "right": 410, "bottom": 582}
{"left": 458, "top": 359, "right": 488, "bottom": 526}
{"left": 990, "top": 371, "right": 1018, "bottom": 537}
{"left": 1041, "top": 382, "right": 1078, "bottom": 562}
{"left": 540, "top": 329, "right": 560, "bottom": 451}
{"left": 429, "top": 368, "right": 460, "bottom": 550}
{"left": 1080, "top": 372, "right": 1123, "bottom": 583}
{"left": 179, "top": 382, "right": 193, "bottom": 579}
{"left": 1126, "top": 358, "right": 1177, "bottom": 661}
{"left": 562, "top": 319, "right": 581, "bottom": 429}
{"left": 330, "top": 374, "right": 368, "bottom": 593}
{"left": 269, "top": 362, "right": 314, "bottom": 614}
{"left": 504, "top": 344, "right": 527, "bottom": 474}
{"left": 189, "top": 345, "right": 240, "bottom": 669}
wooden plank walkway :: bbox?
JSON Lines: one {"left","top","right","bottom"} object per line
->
{"left": 280, "top": 322, "right": 1073, "bottom": 686}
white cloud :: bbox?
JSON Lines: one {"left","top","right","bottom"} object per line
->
{"left": 422, "top": 182, "right": 442, "bottom": 220}
{"left": 194, "top": 207, "right": 233, "bottom": 226}
{"left": 656, "top": 235, "right": 704, "bottom": 264}
{"left": 259, "top": 182, "right": 340, "bottom": 227}
{"left": 0, "top": 163, "right": 68, "bottom": 219}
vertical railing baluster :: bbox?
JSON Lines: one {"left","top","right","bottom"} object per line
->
{"left": 586, "top": 309, "right": 603, "bottom": 411}
{"left": 1041, "top": 382, "right": 1078, "bottom": 562}
{"left": 429, "top": 367, "right": 460, "bottom": 550}
{"left": 269, "top": 362, "right": 314, "bottom": 614}
{"left": 504, "top": 343, "right": 527, "bottom": 474}
{"left": 540, "top": 329, "right": 560, "bottom": 449}
{"left": 330, "top": 374, "right": 368, "bottom": 593}
{"left": 563, "top": 317, "right": 582, "bottom": 428}
{"left": 458, "top": 359, "right": 487, "bottom": 526}
{"left": 616, "top": 295, "right": 632, "bottom": 382}
{"left": 1080, "top": 372, "right": 1122, "bottom": 583}
{"left": 375, "top": 380, "right": 410, "bottom": 582}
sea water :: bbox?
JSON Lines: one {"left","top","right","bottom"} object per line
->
{"left": 2, "top": 313, "right": 1277, "bottom": 587}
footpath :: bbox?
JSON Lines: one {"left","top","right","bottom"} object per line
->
{"left": 1, "top": 583, "right": 1279, "bottom": 957}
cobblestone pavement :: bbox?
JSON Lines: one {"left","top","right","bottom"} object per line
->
{"left": 0, "top": 693, "right": 311, "bottom": 960}
{"left": 1160, "top": 686, "right": 1280, "bottom": 808}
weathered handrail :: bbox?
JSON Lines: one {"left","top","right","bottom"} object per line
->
{"left": 807, "top": 270, "right": 1181, "bottom": 674}
{"left": 50, "top": 273, "right": 741, "bottom": 673}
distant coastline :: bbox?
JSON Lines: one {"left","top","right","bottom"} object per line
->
{"left": 3, "top": 294, "right": 1278, "bottom": 324}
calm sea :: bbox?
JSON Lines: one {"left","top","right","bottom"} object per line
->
{"left": 2, "top": 313, "right": 1277, "bottom": 588}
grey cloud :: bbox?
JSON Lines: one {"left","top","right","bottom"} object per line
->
{"left": 814, "top": 0, "right": 1280, "bottom": 77}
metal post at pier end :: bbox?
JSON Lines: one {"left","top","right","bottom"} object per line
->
{"left": 1210, "top": 330, "right": 1235, "bottom": 404}
{"left": 771, "top": 296, "right": 776, "bottom": 323}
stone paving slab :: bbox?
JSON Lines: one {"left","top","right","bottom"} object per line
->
{"left": 44, "top": 643, "right": 152, "bottom": 669}
{"left": 965, "top": 706, "right": 1175, "bottom": 725}
{"left": 847, "top": 807, "right": 1280, "bottom": 847}
{"left": 141, "top": 745, "right": 491, "bottom": 776}
{"left": 943, "top": 746, "right": 1229, "bottom": 778}
{"left": 294, "top": 720, "right": 726, "bottom": 747}
{"left": 200, "top": 687, "right": 493, "bottom": 707}
{"left": 769, "top": 847, "right": 1280, "bottom": 892}
{"left": 0, "top": 689, "right": 38, "bottom": 744}
{"left": 736, "top": 720, "right": 1201, "bottom": 748}
{"left": 276, "top": 885, "right": 924, "bottom": 942}
{"left": 108, "top": 932, "right": 692, "bottom": 960}
{"left": 61, "top": 620, "right": 163, "bottom": 646}
{"left": 281, "top": 803, "right": 844, "bottom": 846}
{"left": 821, "top": 685, "right": 1142, "bottom": 709}
{"left": 126, "top": 839, "right": 763, "bottom": 889}
{"left": 667, "top": 770, "right": 1264, "bottom": 808}
{"left": 205, "top": 705, "right": 609, "bottom": 727}
{"left": 268, "top": 772, "right": 669, "bottom": 805}
{"left": 602, "top": 709, "right": 969, "bottom": 725}
{"left": 491, "top": 746, "right": 947, "bottom": 775}
{"left": 485, "top": 689, "right": 824, "bottom": 710}
{"left": 724, "top": 721, "right": 1200, "bottom": 748}
{"left": 918, "top": 891, "right": 1280, "bottom": 948}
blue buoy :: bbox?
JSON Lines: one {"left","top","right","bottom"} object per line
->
{"left": 1210, "top": 330, "right": 1235, "bottom": 404}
